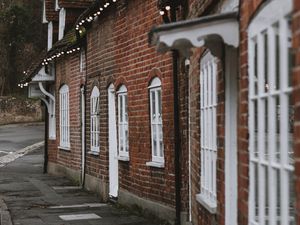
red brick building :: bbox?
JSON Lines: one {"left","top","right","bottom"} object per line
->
{"left": 23, "top": 0, "right": 300, "bottom": 225}
{"left": 75, "top": 0, "right": 189, "bottom": 222}
{"left": 151, "top": 0, "right": 297, "bottom": 225}
{"left": 25, "top": 0, "right": 190, "bottom": 224}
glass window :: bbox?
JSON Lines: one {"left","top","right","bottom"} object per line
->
{"left": 118, "top": 85, "right": 129, "bottom": 158}
{"left": 90, "top": 86, "right": 100, "bottom": 153}
{"left": 149, "top": 77, "right": 164, "bottom": 163}
{"left": 198, "top": 52, "right": 217, "bottom": 209}
{"left": 248, "top": 0, "right": 294, "bottom": 224}
{"left": 59, "top": 84, "right": 70, "bottom": 148}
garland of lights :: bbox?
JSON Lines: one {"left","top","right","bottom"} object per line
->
{"left": 19, "top": 0, "right": 173, "bottom": 88}
{"left": 76, "top": 0, "right": 117, "bottom": 34}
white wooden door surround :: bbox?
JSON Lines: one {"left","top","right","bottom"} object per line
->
{"left": 108, "top": 84, "right": 118, "bottom": 198}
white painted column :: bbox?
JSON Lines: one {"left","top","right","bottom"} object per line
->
{"left": 225, "top": 47, "right": 238, "bottom": 225}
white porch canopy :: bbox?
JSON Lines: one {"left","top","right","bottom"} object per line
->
{"left": 31, "top": 66, "right": 55, "bottom": 82}
{"left": 29, "top": 66, "right": 56, "bottom": 139}
{"left": 149, "top": 12, "right": 239, "bottom": 57}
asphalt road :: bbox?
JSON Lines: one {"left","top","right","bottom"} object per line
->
{"left": 0, "top": 123, "right": 44, "bottom": 156}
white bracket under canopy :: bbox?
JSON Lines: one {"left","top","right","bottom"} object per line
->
{"left": 149, "top": 12, "right": 239, "bottom": 57}
{"left": 32, "top": 66, "right": 55, "bottom": 82}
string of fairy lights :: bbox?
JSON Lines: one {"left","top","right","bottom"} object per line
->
{"left": 20, "top": 0, "right": 172, "bottom": 88}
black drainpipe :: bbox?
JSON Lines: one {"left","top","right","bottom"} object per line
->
{"left": 170, "top": 5, "right": 181, "bottom": 225}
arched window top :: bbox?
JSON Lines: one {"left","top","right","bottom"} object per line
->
{"left": 117, "top": 85, "right": 127, "bottom": 93}
{"left": 148, "top": 77, "right": 161, "bottom": 89}
{"left": 248, "top": 0, "right": 292, "bottom": 35}
{"left": 59, "top": 84, "right": 69, "bottom": 93}
{"left": 200, "top": 50, "right": 216, "bottom": 66}
{"left": 91, "top": 86, "right": 100, "bottom": 97}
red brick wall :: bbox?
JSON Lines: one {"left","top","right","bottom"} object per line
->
{"left": 48, "top": 52, "right": 85, "bottom": 172}
{"left": 113, "top": 0, "right": 176, "bottom": 208}
{"left": 48, "top": 139, "right": 58, "bottom": 162}
{"left": 84, "top": 12, "right": 116, "bottom": 183}
{"left": 83, "top": 0, "right": 179, "bottom": 208}
{"left": 293, "top": 0, "right": 300, "bottom": 223}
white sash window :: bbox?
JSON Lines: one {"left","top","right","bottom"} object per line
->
{"left": 59, "top": 85, "right": 70, "bottom": 149}
{"left": 118, "top": 85, "right": 129, "bottom": 159}
{"left": 80, "top": 50, "right": 86, "bottom": 73}
{"left": 58, "top": 8, "right": 66, "bottom": 40}
{"left": 196, "top": 51, "right": 218, "bottom": 211}
{"left": 248, "top": 0, "right": 294, "bottom": 224}
{"left": 90, "top": 87, "right": 100, "bottom": 153}
{"left": 47, "top": 22, "right": 53, "bottom": 50}
{"left": 149, "top": 78, "right": 164, "bottom": 164}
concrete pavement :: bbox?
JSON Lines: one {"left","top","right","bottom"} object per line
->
{"left": 0, "top": 147, "right": 165, "bottom": 225}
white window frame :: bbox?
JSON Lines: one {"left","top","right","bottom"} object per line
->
{"left": 196, "top": 51, "right": 217, "bottom": 213}
{"left": 90, "top": 86, "right": 100, "bottom": 153}
{"left": 248, "top": 0, "right": 294, "bottom": 224}
{"left": 117, "top": 85, "right": 129, "bottom": 160}
{"left": 146, "top": 78, "right": 164, "bottom": 167}
{"left": 80, "top": 50, "right": 85, "bottom": 73}
{"left": 59, "top": 85, "right": 70, "bottom": 149}
{"left": 47, "top": 22, "right": 53, "bottom": 50}
{"left": 55, "top": 0, "right": 60, "bottom": 11}
{"left": 42, "top": 0, "right": 47, "bottom": 23}
{"left": 58, "top": 8, "right": 66, "bottom": 40}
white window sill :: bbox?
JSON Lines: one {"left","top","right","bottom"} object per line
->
{"left": 146, "top": 161, "right": 165, "bottom": 168}
{"left": 58, "top": 146, "right": 70, "bottom": 151}
{"left": 118, "top": 156, "right": 129, "bottom": 161}
{"left": 88, "top": 151, "right": 99, "bottom": 156}
{"left": 49, "top": 137, "right": 56, "bottom": 140}
{"left": 196, "top": 193, "right": 217, "bottom": 214}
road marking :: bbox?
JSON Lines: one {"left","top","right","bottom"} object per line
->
{"left": 52, "top": 186, "right": 82, "bottom": 190}
{"left": 49, "top": 203, "right": 107, "bottom": 209}
{"left": 0, "top": 141, "right": 44, "bottom": 167}
{"left": 59, "top": 213, "right": 101, "bottom": 221}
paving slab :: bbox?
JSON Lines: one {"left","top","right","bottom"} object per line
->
{"left": 0, "top": 147, "right": 165, "bottom": 225}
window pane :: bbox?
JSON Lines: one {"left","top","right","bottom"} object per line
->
{"left": 124, "top": 95, "right": 128, "bottom": 122}
{"left": 125, "top": 126, "right": 129, "bottom": 152}
{"left": 119, "top": 125, "right": 124, "bottom": 152}
{"left": 159, "top": 125, "right": 163, "bottom": 157}
{"left": 254, "top": 41, "right": 258, "bottom": 95}
{"left": 264, "top": 32, "right": 269, "bottom": 93}
{"left": 120, "top": 95, "right": 123, "bottom": 123}
{"left": 151, "top": 91, "right": 156, "bottom": 121}
{"left": 254, "top": 99, "right": 258, "bottom": 158}
{"left": 152, "top": 124, "right": 157, "bottom": 157}
{"left": 289, "top": 170, "right": 295, "bottom": 225}
{"left": 275, "top": 25, "right": 280, "bottom": 90}
{"left": 276, "top": 96, "right": 281, "bottom": 162}
{"left": 157, "top": 89, "right": 162, "bottom": 122}
{"left": 288, "top": 95, "right": 294, "bottom": 165}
